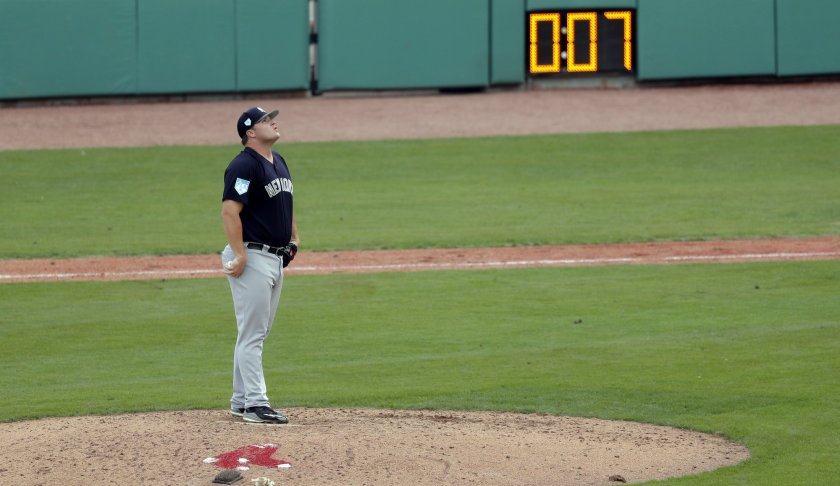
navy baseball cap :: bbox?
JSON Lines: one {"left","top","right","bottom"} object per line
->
{"left": 237, "top": 107, "right": 279, "bottom": 144}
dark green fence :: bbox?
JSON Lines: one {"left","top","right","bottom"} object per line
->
{"left": 0, "top": 0, "right": 309, "bottom": 99}
{"left": 0, "top": 0, "right": 137, "bottom": 98}
{"left": 316, "top": 0, "right": 489, "bottom": 91}
{"left": 776, "top": 0, "right": 840, "bottom": 76}
{"left": 528, "top": 0, "right": 635, "bottom": 8}
{"left": 0, "top": 0, "right": 837, "bottom": 100}
{"left": 637, "top": 0, "right": 776, "bottom": 80}
{"left": 491, "top": 0, "right": 525, "bottom": 85}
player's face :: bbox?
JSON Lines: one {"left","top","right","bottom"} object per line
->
{"left": 252, "top": 115, "right": 281, "bottom": 143}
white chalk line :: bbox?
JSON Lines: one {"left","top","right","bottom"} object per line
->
{"left": 664, "top": 251, "right": 840, "bottom": 261}
{"left": 0, "top": 268, "right": 220, "bottom": 281}
{"left": 1, "top": 251, "right": 838, "bottom": 282}
{"left": 292, "top": 257, "right": 641, "bottom": 272}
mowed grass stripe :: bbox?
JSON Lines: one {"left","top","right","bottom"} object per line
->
{"left": 1, "top": 125, "right": 838, "bottom": 258}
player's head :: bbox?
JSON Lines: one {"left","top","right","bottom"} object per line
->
{"left": 237, "top": 107, "right": 279, "bottom": 145}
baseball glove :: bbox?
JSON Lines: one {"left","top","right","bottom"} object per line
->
{"left": 281, "top": 241, "right": 298, "bottom": 268}
{"left": 212, "top": 469, "right": 243, "bottom": 484}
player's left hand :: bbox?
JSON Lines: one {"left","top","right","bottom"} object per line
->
{"left": 282, "top": 241, "right": 298, "bottom": 268}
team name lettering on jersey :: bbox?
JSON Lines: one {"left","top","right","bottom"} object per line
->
{"left": 264, "top": 178, "right": 293, "bottom": 198}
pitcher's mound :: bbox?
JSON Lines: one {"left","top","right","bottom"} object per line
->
{"left": 0, "top": 408, "right": 749, "bottom": 485}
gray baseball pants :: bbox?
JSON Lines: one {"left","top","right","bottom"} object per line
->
{"left": 222, "top": 245, "right": 284, "bottom": 410}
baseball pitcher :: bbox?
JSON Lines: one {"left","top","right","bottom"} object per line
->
{"left": 220, "top": 106, "right": 298, "bottom": 424}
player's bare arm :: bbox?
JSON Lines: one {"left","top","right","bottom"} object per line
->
{"left": 221, "top": 199, "right": 247, "bottom": 277}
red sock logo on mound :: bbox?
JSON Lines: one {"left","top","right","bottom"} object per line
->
{"left": 204, "top": 443, "right": 290, "bottom": 469}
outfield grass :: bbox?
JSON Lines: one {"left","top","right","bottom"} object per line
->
{"left": 1, "top": 125, "right": 838, "bottom": 258}
{"left": 1, "top": 261, "right": 838, "bottom": 484}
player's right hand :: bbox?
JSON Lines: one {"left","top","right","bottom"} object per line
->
{"left": 223, "top": 256, "right": 246, "bottom": 278}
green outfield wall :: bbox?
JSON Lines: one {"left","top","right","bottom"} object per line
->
{"left": 637, "top": 0, "right": 776, "bottom": 80}
{"left": 137, "top": 0, "right": 237, "bottom": 94}
{"left": 316, "top": 0, "right": 489, "bottom": 91}
{"left": 237, "top": 0, "right": 310, "bottom": 91}
{"left": 0, "top": 0, "right": 137, "bottom": 99}
{"left": 0, "top": 0, "right": 838, "bottom": 100}
{"left": 528, "top": 0, "right": 636, "bottom": 9}
{"left": 0, "top": 0, "right": 309, "bottom": 100}
{"left": 776, "top": 0, "right": 840, "bottom": 76}
{"left": 491, "top": 0, "right": 525, "bottom": 85}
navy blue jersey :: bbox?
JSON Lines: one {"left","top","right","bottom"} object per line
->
{"left": 223, "top": 147, "right": 294, "bottom": 248}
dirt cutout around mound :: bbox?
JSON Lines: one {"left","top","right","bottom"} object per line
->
{"left": 0, "top": 409, "right": 750, "bottom": 485}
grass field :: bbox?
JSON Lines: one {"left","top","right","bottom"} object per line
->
{"left": 1, "top": 125, "right": 839, "bottom": 484}
{"left": 1, "top": 125, "right": 838, "bottom": 257}
{"left": 0, "top": 262, "right": 838, "bottom": 484}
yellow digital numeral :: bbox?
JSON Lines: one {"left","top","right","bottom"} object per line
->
{"left": 604, "top": 11, "right": 632, "bottom": 71}
{"left": 567, "top": 12, "right": 598, "bottom": 73}
{"left": 529, "top": 13, "right": 561, "bottom": 74}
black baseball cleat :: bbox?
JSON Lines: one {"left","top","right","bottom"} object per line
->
{"left": 243, "top": 406, "right": 289, "bottom": 424}
{"left": 230, "top": 407, "right": 245, "bottom": 417}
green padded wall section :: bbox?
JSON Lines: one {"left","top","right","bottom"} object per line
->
{"left": 317, "top": 0, "right": 490, "bottom": 91}
{"left": 528, "top": 0, "right": 636, "bottom": 10}
{"left": 491, "top": 0, "right": 525, "bottom": 84}
{"left": 137, "top": 0, "right": 236, "bottom": 94}
{"left": 637, "top": 0, "right": 776, "bottom": 80}
{"left": 236, "top": 0, "right": 310, "bottom": 91}
{"left": 777, "top": 0, "right": 840, "bottom": 76}
{"left": 0, "top": 0, "right": 136, "bottom": 99}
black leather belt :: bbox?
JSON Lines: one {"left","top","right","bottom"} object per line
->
{"left": 245, "top": 242, "right": 284, "bottom": 256}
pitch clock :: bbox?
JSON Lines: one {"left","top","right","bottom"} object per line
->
{"left": 528, "top": 9, "right": 634, "bottom": 75}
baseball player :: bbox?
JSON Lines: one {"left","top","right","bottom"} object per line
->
{"left": 220, "top": 106, "right": 298, "bottom": 424}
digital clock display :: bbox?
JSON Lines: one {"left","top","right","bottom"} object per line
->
{"left": 528, "top": 10, "right": 634, "bottom": 75}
